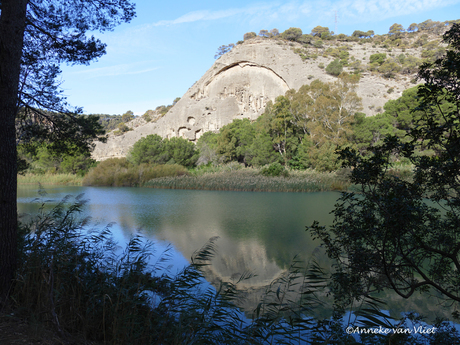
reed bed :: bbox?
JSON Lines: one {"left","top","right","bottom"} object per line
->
{"left": 17, "top": 173, "right": 83, "bottom": 186}
{"left": 82, "top": 158, "right": 189, "bottom": 187}
{"left": 144, "top": 168, "right": 351, "bottom": 192}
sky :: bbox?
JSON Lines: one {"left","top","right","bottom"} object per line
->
{"left": 59, "top": 0, "right": 460, "bottom": 115}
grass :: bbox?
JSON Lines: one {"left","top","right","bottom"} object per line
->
{"left": 18, "top": 172, "right": 83, "bottom": 186}
{"left": 144, "top": 165, "right": 352, "bottom": 192}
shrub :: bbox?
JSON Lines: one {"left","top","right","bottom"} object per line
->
{"left": 114, "top": 122, "right": 130, "bottom": 136}
{"left": 260, "top": 162, "right": 289, "bottom": 177}
{"left": 326, "top": 59, "right": 343, "bottom": 76}
{"left": 313, "top": 39, "right": 323, "bottom": 48}
{"left": 281, "top": 27, "right": 302, "bottom": 41}
{"left": 243, "top": 32, "right": 256, "bottom": 40}
{"left": 128, "top": 135, "right": 198, "bottom": 168}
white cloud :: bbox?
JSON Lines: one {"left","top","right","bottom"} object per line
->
{"left": 150, "top": 0, "right": 460, "bottom": 28}
{"left": 301, "top": 0, "right": 460, "bottom": 25}
{"left": 70, "top": 62, "right": 160, "bottom": 79}
{"left": 151, "top": 3, "right": 276, "bottom": 26}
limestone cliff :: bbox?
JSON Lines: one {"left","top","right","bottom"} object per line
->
{"left": 92, "top": 37, "right": 421, "bottom": 161}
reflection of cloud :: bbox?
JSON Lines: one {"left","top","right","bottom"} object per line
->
{"left": 151, "top": 0, "right": 460, "bottom": 27}
{"left": 70, "top": 62, "right": 160, "bottom": 79}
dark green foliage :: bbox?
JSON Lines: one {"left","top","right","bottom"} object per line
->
{"left": 217, "top": 118, "right": 255, "bottom": 164}
{"left": 17, "top": 109, "right": 107, "bottom": 157}
{"left": 267, "top": 96, "right": 300, "bottom": 164}
{"left": 308, "top": 24, "right": 460, "bottom": 310}
{"left": 326, "top": 59, "right": 343, "bottom": 76}
{"left": 260, "top": 162, "right": 288, "bottom": 177}
{"left": 128, "top": 135, "right": 198, "bottom": 168}
{"left": 201, "top": 75, "right": 362, "bottom": 171}
{"left": 351, "top": 112, "right": 397, "bottom": 150}
{"left": 197, "top": 131, "right": 219, "bottom": 150}
{"left": 369, "top": 53, "right": 387, "bottom": 65}
{"left": 15, "top": 0, "right": 136, "bottom": 150}
{"left": 92, "top": 113, "right": 124, "bottom": 132}
{"left": 311, "top": 25, "right": 330, "bottom": 37}
{"left": 196, "top": 131, "right": 220, "bottom": 165}
{"left": 352, "top": 30, "right": 374, "bottom": 38}
{"left": 18, "top": 140, "right": 96, "bottom": 175}
{"left": 129, "top": 134, "right": 164, "bottom": 165}
{"left": 281, "top": 27, "right": 303, "bottom": 41}
{"left": 165, "top": 137, "right": 199, "bottom": 167}
{"left": 245, "top": 131, "right": 279, "bottom": 167}
{"left": 383, "top": 86, "right": 424, "bottom": 131}
{"left": 60, "top": 154, "right": 96, "bottom": 176}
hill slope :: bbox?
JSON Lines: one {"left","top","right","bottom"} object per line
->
{"left": 92, "top": 32, "right": 439, "bottom": 161}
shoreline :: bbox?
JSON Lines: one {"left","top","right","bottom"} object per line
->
{"left": 18, "top": 168, "right": 353, "bottom": 192}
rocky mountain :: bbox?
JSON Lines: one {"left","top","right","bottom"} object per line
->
{"left": 92, "top": 32, "right": 438, "bottom": 161}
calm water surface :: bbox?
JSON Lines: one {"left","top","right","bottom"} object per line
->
{"left": 17, "top": 185, "right": 454, "bottom": 320}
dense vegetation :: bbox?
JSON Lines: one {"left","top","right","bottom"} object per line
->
{"left": 82, "top": 135, "right": 198, "bottom": 187}
{"left": 194, "top": 80, "right": 447, "bottom": 173}
{"left": 309, "top": 22, "right": 460, "bottom": 330}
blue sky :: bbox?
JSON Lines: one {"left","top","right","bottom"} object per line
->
{"left": 59, "top": 0, "right": 460, "bottom": 115}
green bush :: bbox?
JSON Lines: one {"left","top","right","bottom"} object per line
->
{"left": 260, "top": 162, "right": 289, "bottom": 177}
{"left": 128, "top": 135, "right": 198, "bottom": 168}
{"left": 281, "top": 27, "right": 302, "bottom": 41}
{"left": 369, "top": 52, "right": 387, "bottom": 65}
{"left": 325, "top": 59, "right": 343, "bottom": 76}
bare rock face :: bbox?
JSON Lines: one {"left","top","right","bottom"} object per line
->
{"left": 92, "top": 37, "right": 417, "bottom": 161}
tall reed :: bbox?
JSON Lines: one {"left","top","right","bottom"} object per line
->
{"left": 145, "top": 167, "right": 351, "bottom": 192}
{"left": 9, "top": 193, "right": 457, "bottom": 344}
{"left": 82, "top": 158, "right": 189, "bottom": 187}
{"left": 18, "top": 172, "right": 83, "bottom": 185}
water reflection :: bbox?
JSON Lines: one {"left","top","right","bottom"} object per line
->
{"left": 17, "top": 185, "right": 454, "bottom": 320}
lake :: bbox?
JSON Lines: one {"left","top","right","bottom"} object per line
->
{"left": 17, "top": 185, "right": 454, "bottom": 320}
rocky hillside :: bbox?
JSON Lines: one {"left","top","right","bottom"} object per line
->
{"left": 92, "top": 26, "right": 448, "bottom": 161}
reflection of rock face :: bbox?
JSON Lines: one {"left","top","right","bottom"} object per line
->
{"left": 160, "top": 226, "right": 288, "bottom": 317}
{"left": 159, "top": 225, "right": 285, "bottom": 288}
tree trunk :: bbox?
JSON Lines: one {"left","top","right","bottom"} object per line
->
{"left": 0, "top": 0, "right": 28, "bottom": 301}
